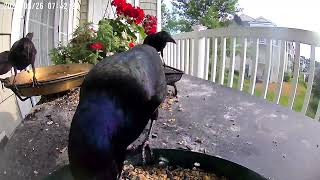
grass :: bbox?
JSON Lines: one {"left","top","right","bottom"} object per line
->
{"left": 212, "top": 69, "right": 318, "bottom": 119}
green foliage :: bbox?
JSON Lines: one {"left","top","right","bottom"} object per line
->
{"left": 161, "top": 3, "right": 192, "bottom": 34}
{"left": 166, "top": 0, "right": 240, "bottom": 31}
{"left": 49, "top": 44, "right": 73, "bottom": 65}
{"left": 49, "top": 18, "right": 146, "bottom": 65}
{"left": 97, "top": 19, "right": 115, "bottom": 53}
{"left": 313, "top": 68, "right": 320, "bottom": 97}
{"left": 284, "top": 72, "right": 291, "bottom": 82}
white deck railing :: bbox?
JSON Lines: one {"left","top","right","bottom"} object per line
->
{"left": 163, "top": 26, "right": 320, "bottom": 120}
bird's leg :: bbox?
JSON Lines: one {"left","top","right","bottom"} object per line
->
{"left": 12, "top": 69, "right": 18, "bottom": 91}
{"left": 160, "top": 50, "right": 167, "bottom": 67}
{"left": 142, "top": 109, "right": 158, "bottom": 165}
{"left": 0, "top": 78, "right": 5, "bottom": 90}
{"left": 31, "top": 64, "right": 39, "bottom": 88}
{"left": 173, "top": 83, "right": 178, "bottom": 97}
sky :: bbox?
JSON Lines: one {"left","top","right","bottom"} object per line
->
{"left": 163, "top": 0, "right": 320, "bottom": 61}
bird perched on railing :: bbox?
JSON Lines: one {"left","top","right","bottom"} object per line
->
{"left": 143, "top": 31, "right": 176, "bottom": 59}
{"left": 68, "top": 45, "right": 167, "bottom": 180}
{"left": 0, "top": 32, "right": 38, "bottom": 88}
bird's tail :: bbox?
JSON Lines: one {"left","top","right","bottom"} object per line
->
{"left": 25, "top": 32, "right": 34, "bottom": 40}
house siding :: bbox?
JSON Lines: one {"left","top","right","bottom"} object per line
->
{"left": 0, "top": 0, "right": 83, "bottom": 144}
{"left": 140, "top": 0, "right": 157, "bottom": 16}
{"left": 0, "top": 2, "right": 23, "bottom": 142}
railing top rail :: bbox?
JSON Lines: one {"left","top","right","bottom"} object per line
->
{"left": 173, "top": 27, "right": 320, "bottom": 46}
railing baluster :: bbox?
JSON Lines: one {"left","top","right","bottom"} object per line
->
{"left": 180, "top": 39, "right": 185, "bottom": 71}
{"left": 210, "top": 38, "right": 218, "bottom": 82}
{"left": 164, "top": 44, "right": 170, "bottom": 65}
{"left": 239, "top": 38, "right": 247, "bottom": 91}
{"left": 262, "top": 39, "right": 273, "bottom": 99}
{"left": 249, "top": 38, "right": 259, "bottom": 94}
{"left": 174, "top": 43, "right": 176, "bottom": 67}
{"left": 167, "top": 44, "right": 170, "bottom": 65}
{"left": 228, "top": 37, "right": 236, "bottom": 88}
{"left": 170, "top": 43, "right": 173, "bottom": 66}
{"left": 302, "top": 45, "right": 316, "bottom": 114}
{"left": 275, "top": 41, "right": 287, "bottom": 104}
{"left": 185, "top": 39, "right": 190, "bottom": 74}
{"left": 165, "top": 46, "right": 168, "bottom": 64}
{"left": 315, "top": 101, "right": 320, "bottom": 121}
{"left": 219, "top": 37, "right": 227, "bottom": 85}
{"left": 289, "top": 42, "right": 301, "bottom": 109}
{"left": 204, "top": 38, "right": 210, "bottom": 80}
{"left": 176, "top": 40, "right": 181, "bottom": 69}
{"left": 190, "top": 39, "right": 195, "bottom": 76}
{"left": 194, "top": 36, "right": 206, "bottom": 78}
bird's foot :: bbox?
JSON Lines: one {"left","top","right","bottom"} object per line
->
{"left": 142, "top": 140, "right": 153, "bottom": 165}
{"left": 0, "top": 79, "right": 6, "bottom": 90}
{"left": 32, "top": 77, "right": 40, "bottom": 88}
{"left": 13, "top": 82, "right": 19, "bottom": 92}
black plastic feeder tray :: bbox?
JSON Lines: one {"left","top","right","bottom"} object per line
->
{"left": 43, "top": 149, "right": 266, "bottom": 180}
{"left": 164, "top": 65, "right": 184, "bottom": 96}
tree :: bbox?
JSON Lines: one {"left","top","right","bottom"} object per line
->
{"left": 171, "top": 0, "right": 240, "bottom": 29}
{"left": 161, "top": 1, "right": 192, "bottom": 34}
{"left": 314, "top": 67, "right": 320, "bottom": 97}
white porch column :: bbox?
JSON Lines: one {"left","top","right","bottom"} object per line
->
{"left": 192, "top": 25, "right": 207, "bottom": 79}
{"left": 157, "top": 0, "right": 161, "bottom": 31}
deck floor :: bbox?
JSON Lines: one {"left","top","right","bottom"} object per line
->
{"left": 1, "top": 75, "right": 320, "bottom": 180}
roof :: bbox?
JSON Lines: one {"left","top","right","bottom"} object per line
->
{"left": 234, "top": 14, "right": 276, "bottom": 27}
{"left": 239, "top": 14, "right": 256, "bottom": 22}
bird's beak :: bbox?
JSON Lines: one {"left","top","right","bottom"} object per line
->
{"left": 168, "top": 37, "right": 176, "bottom": 44}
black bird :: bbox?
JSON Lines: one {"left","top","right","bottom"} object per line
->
{"left": 0, "top": 51, "right": 12, "bottom": 89}
{"left": 0, "top": 51, "right": 11, "bottom": 75}
{"left": 68, "top": 45, "right": 167, "bottom": 180}
{"left": 8, "top": 32, "right": 38, "bottom": 87}
{"left": 143, "top": 31, "right": 176, "bottom": 59}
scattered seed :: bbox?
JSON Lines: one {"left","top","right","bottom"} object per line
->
{"left": 194, "top": 162, "right": 200, "bottom": 167}
{"left": 178, "top": 108, "right": 184, "bottom": 111}
{"left": 168, "top": 119, "right": 176, "bottom": 123}
{"left": 47, "top": 121, "right": 54, "bottom": 125}
{"left": 151, "top": 134, "right": 158, "bottom": 138}
{"left": 195, "top": 137, "right": 202, "bottom": 144}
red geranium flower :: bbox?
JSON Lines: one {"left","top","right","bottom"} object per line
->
{"left": 89, "top": 42, "right": 104, "bottom": 50}
{"left": 128, "top": 42, "right": 135, "bottom": 48}
{"left": 112, "top": 0, "right": 145, "bottom": 25}
{"left": 142, "top": 15, "right": 157, "bottom": 35}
